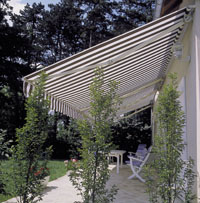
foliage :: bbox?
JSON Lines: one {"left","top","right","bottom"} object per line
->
{"left": 144, "top": 73, "right": 195, "bottom": 203}
{"left": 0, "top": 129, "right": 11, "bottom": 194}
{"left": 57, "top": 118, "right": 82, "bottom": 159}
{"left": 0, "top": 160, "right": 67, "bottom": 202}
{"left": 69, "top": 68, "right": 120, "bottom": 203}
{"left": 10, "top": 73, "right": 52, "bottom": 203}
{"left": 0, "top": 129, "right": 11, "bottom": 159}
{"left": 112, "top": 107, "right": 151, "bottom": 155}
{"left": 0, "top": 0, "right": 32, "bottom": 142}
{"left": 10, "top": 0, "right": 155, "bottom": 66}
{"left": 1, "top": 0, "right": 155, "bottom": 157}
{"left": 33, "top": 167, "right": 50, "bottom": 178}
{"left": 0, "top": 160, "right": 13, "bottom": 202}
{"left": 64, "top": 159, "right": 79, "bottom": 172}
{"left": 46, "top": 113, "right": 81, "bottom": 159}
{"left": 45, "top": 112, "right": 69, "bottom": 159}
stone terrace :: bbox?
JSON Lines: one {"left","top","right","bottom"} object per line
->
{"left": 4, "top": 164, "right": 149, "bottom": 203}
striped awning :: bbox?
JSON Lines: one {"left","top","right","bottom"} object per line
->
{"left": 23, "top": 7, "right": 194, "bottom": 120}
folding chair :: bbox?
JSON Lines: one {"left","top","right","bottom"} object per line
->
{"left": 128, "top": 144, "right": 147, "bottom": 157}
{"left": 127, "top": 146, "right": 152, "bottom": 182}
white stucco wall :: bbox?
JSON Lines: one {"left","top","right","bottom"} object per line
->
{"left": 185, "top": 1, "right": 200, "bottom": 200}
{"left": 189, "top": 1, "right": 200, "bottom": 200}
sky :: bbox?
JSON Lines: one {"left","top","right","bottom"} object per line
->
{"left": 8, "top": 0, "right": 60, "bottom": 14}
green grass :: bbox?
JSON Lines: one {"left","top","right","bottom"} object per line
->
{"left": 47, "top": 160, "right": 67, "bottom": 181}
{"left": 0, "top": 160, "right": 66, "bottom": 202}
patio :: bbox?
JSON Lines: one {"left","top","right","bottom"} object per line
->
{"left": 107, "top": 164, "right": 149, "bottom": 203}
{"left": 4, "top": 164, "right": 149, "bottom": 203}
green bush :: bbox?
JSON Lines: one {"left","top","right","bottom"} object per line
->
{"left": 0, "top": 160, "right": 67, "bottom": 202}
{"left": 0, "top": 129, "right": 11, "bottom": 195}
{"left": 69, "top": 68, "right": 120, "bottom": 203}
{"left": 145, "top": 73, "right": 195, "bottom": 203}
{"left": 10, "top": 73, "right": 52, "bottom": 203}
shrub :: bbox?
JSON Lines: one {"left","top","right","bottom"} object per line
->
{"left": 145, "top": 73, "right": 195, "bottom": 203}
{"left": 10, "top": 73, "right": 52, "bottom": 203}
{"left": 0, "top": 129, "right": 11, "bottom": 194}
{"left": 69, "top": 68, "right": 120, "bottom": 203}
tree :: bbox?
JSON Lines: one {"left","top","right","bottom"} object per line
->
{"left": 112, "top": 0, "right": 155, "bottom": 35}
{"left": 112, "top": 107, "right": 152, "bottom": 155}
{"left": 56, "top": 117, "right": 82, "bottom": 159}
{"left": 41, "top": 0, "right": 83, "bottom": 64}
{"left": 0, "top": 0, "right": 32, "bottom": 141}
{"left": 1, "top": 0, "right": 156, "bottom": 158}
{"left": 145, "top": 73, "right": 195, "bottom": 203}
{"left": 12, "top": 0, "right": 155, "bottom": 65}
{"left": 10, "top": 73, "right": 51, "bottom": 203}
{"left": 69, "top": 68, "right": 120, "bottom": 203}
{"left": 11, "top": 2, "right": 46, "bottom": 69}
{"left": 78, "top": 0, "right": 155, "bottom": 48}
{"left": 79, "top": 0, "right": 116, "bottom": 48}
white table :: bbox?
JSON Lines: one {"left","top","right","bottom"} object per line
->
{"left": 108, "top": 150, "right": 126, "bottom": 174}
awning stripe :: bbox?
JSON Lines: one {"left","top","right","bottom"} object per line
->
{"left": 44, "top": 22, "right": 182, "bottom": 81}
{"left": 46, "top": 44, "right": 173, "bottom": 97}
{"left": 44, "top": 34, "right": 176, "bottom": 91}
{"left": 24, "top": 8, "right": 186, "bottom": 80}
{"left": 56, "top": 61, "right": 167, "bottom": 104}
{"left": 23, "top": 7, "right": 194, "bottom": 119}
{"left": 49, "top": 52, "right": 170, "bottom": 100}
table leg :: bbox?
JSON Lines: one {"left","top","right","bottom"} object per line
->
{"left": 117, "top": 155, "right": 119, "bottom": 174}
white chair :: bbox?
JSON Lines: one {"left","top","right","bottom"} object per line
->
{"left": 127, "top": 146, "right": 152, "bottom": 182}
{"left": 128, "top": 144, "right": 147, "bottom": 157}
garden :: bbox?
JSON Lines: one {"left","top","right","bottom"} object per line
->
{"left": 0, "top": 1, "right": 198, "bottom": 202}
{"left": 0, "top": 69, "right": 196, "bottom": 203}
{"left": 0, "top": 160, "right": 66, "bottom": 202}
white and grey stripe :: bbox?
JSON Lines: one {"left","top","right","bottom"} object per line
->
{"left": 23, "top": 7, "right": 194, "bottom": 119}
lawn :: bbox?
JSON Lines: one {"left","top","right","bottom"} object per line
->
{"left": 0, "top": 160, "right": 67, "bottom": 202}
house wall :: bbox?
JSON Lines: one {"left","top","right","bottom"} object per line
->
{"left": 189, "top": 1, "right": 200, "bottom": 200}
{"left": 154, "top": 1, "right": 200, "bottom": 201}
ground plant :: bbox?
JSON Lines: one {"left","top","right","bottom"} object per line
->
{"left": 10, "top": 73, "right": 52, "bottom": 203}
{"left": 69, "top": 68, "right": 120, "bottom": 203}
{"left": 0, "top": 129, "right": 11, "bottom": 194}
{"left": 145, "top": 73, "right": 195, "bottom": 203}
{"left": 0, "top": 160, "right": 66, "bottom": 202}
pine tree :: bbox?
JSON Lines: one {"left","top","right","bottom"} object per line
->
{"left": 11, "top": 2, "right": 46, "bottom": 69}
{"left": 41, "top": 0, "right": 83, "bottom": 64}
{"left": 0, "top": 0, "right": 32, "bottom": 141}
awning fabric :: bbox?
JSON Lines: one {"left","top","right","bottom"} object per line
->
{"left": 23, "top": 7, "right": 194, "bottom": 120}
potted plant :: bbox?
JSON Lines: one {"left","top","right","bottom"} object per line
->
{"left": 34, "top": 167, "right": 50, "bottom": 187}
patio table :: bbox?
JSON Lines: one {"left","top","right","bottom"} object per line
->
{"left": 108, "top": 150, "right": 126, "bottom": 174}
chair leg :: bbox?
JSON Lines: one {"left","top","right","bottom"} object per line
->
{"left": 128, "top": 166, "right": 137, "bottom": 179}
{"left": 128, "top": 167, "right": 145, "bottom": 182}
{"left": 128, "top": 174, "right": 136, "bottom": 179}
{"left": 128, "top": 173, "right": 145, "bottom": 182}
{"left": 135, "top": 173, "right": 145, "bottom": 182}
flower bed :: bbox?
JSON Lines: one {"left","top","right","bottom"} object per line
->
{"left": 31, "top": 167, "right": 50, "bottom": 187}
{"left": 34, "top": 167, "right": 50, "bottom": 177}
